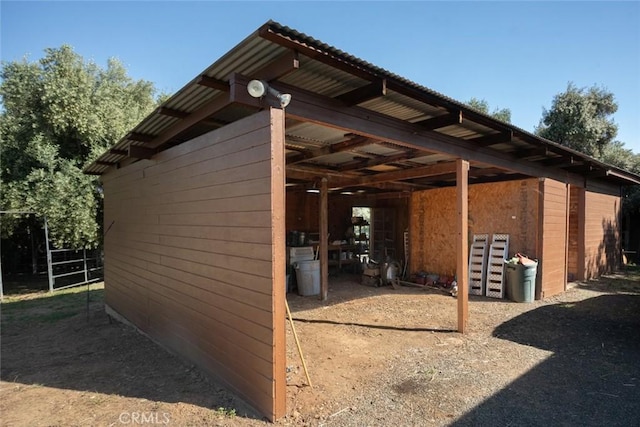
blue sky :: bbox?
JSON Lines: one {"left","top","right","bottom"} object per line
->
{"left": 2, "top": 1, "right": 639, "bottom": 153}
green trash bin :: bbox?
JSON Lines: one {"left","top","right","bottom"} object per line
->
{"left": 505, "top": 260, "right": 538, "bottom": 303}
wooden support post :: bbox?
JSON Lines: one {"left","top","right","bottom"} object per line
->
{"left": 577, "top": 186, "right": 586, "bottom": 280}
{"left": 456, "top": 159, "right": 469, "bottom": 334}
{"left": 320, "top": 178, "right": 329, "bottom": 301}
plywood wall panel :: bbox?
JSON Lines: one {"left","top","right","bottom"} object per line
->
{"left": 409, "top": 179, "right": 539, "bottom": 275}
{"left": 102, "top": 109, "right": 285, "bottom": 421}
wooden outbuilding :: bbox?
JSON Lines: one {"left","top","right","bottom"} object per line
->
{"left": 85, "top": 21, "right": 640, "bottom": 421}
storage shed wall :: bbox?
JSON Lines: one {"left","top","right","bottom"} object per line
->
{"left": 409, "top": 179, "right": 539, "bottom": 276}
{"left": 567, "top": 186, "right": 581, "bottom": 281}
{"left": 538, "top": 178, "right": 569, "bottom": 298}
{"left": 102, "top": 109, "right": 286, "bottom": 421}
{"left": 584, "top": 182, "right": 621, "bottom": 279}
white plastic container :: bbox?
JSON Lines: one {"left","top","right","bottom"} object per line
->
{"left": 289, "top": 246, "right": 315, "bottom": 265}
{"left": 294, "top": 260, "right": 320, "bottom": 296}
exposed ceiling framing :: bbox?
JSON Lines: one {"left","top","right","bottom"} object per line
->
{"left": 85, "top": 21, "right": 640, "bottom": 191}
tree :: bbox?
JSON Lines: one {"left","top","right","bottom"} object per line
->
{"left": 1, "top": 45, "right": 161, "bottom": 248}
{"left": 466, "top": 97, "right": 512, "bottom": 123}
{"left": 536, "top": 83, "right": 618, "bottom": 157}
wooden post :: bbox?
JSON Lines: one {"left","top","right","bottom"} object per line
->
{"left": 456, "top": 159, "right": 469, "bottom": 334}
{"left": 320, "top": 178, "right": 329, "bottom": 300}
{"left": 577, "top": 186, "right": 586, "bottom": 280}
{"left": 318, "top": 178, "right": 329, "bottom": 301}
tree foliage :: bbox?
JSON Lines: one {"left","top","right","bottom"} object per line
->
{"left": 1, "top": 45, "right": 160, "bottom": 248}
{"left": 536, "top": 83, "right": 618, "bottom": 157}
{"left": 536, "top": 83, "right": 640, "bottom": 215}
{"left": 466, "top": 97, "right": 512, "bottom": 123}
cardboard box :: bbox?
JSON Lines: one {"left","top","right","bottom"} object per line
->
{"left": 362, "top": 267, "right": 379, "bottom": 277}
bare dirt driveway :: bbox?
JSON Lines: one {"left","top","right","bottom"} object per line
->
{"left": 1, "top": 268, "right": 639, "bottom": 426}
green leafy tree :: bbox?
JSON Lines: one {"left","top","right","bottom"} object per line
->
{"left": 1, "top": 45, "right": 160, "bottom": 248}
{"left": 536, "top": 83, "right": 639, "bottom": 216}
{"left": 536, "top": 83, "right": 618, "bottom": 157}
{"left": 466, "top": 97, "right": 512, "bottom": 123}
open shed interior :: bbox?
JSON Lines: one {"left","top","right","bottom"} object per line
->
{"left": 84, "top": 21, "right": 640, "bottom": 422}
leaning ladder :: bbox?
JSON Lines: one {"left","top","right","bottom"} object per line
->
{"left": 486, "top": 234, "right": 510, "bottom": 298}
{"left": 468, "top": 234, "right": 489, "bottom": 296}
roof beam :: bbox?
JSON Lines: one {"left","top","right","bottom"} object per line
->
{"left": 468, "top": 131, "right": 513, "bottom": 147}
{"left": 287, "top": 166, "right": 346, "bottom": 182}
{"left": 157, "top": 107, "right": 189, "bottom": 119}
{"left": 335, "top": 79, "right": 386, "bottom": 106}
{"left": 285, "top": 134, "right": 378, "bottom": 165}
{"left": 415, "top": 111, "right": 463, "bottom": 130}
{"left": 126, "top": 132, "right": 155, "bottom": 143}
{"left": 230, "top": 73, "right": 586, "bottom": 186}
{"left": 259, "top": 23, "right": 378, "bottom": 82}
{"left": 254, "top": 50, "right": 300, "bottom": 82}
{"left": 517, "top": 146, "right": 550, "bottom": 159}
{"left": 128, "top": 144, "right": 155, "bottom": 160}
{"left": 197, "top": 75, "right": 229, "bottom": 91}
{"left": 337, "top": 150, "right": 417, "bottom": 172}
{"left": 332, "top": 161, "right": 457, "bottom": 187}
{"left": 147, "top": 93, "right": 231, "bottom": 149}
{"left": 543, "top": 156, "right": 580, "bottom": 168}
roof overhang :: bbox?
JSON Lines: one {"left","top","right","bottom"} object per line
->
{"left": 84, "top": 20, "right": 640, "bottom": 189}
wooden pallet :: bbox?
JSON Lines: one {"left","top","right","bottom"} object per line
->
{"left": 486, "top": 234, "right": 509, "bottom": 299}
{"left": 468, "top": 234, "right": 489, "bottom": 296}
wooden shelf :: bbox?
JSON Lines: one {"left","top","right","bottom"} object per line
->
{"left": 313, "top": 244, "right": 360, "bottom": 270}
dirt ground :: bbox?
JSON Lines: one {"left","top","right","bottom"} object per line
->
{"left": 1, "top": 268, "right": 639, "bottom": 426}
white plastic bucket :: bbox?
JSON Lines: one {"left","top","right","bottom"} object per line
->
{"left": 294, "top": 260, "right": 320, "bottom": 296}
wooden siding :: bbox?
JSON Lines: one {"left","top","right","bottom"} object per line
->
{"left": 102, "top": 109, "right": 286, "bottom": 421}
{"left": 567, "top": 186, "right": 581, "bottom": 281}
{"left": 409, "top": 179, "right": 539, "bottom": 276}
{"left": 584, "top": 185, "right": 621, "bottom": 279}
{"left": 538, "top": 179, "right": 568, "bottom": 298}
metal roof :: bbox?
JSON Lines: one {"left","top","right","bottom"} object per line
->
{"left": 85, "top": 20, "right": 640, "bottom": 189}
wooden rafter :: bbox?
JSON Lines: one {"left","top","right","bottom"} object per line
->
{"left": 517, "top": 146, "right": 550, "bottom": 159}
{"left": 337, "top": 150, "right": 417, "bottom": 172}
{"left": 147, "top": 94, "right": 231, "bottom": 149}
{"left": 331, "top": 161, "right": 457, "bottom": 187}
{"left": 197, "top": 75, "right": 229, "bottom": 91}
{"left": 127, "top": 132, "right": 155, "bottom": 143}
{"left": 543, "top": 156, "right": 580, "bottom": 168}
{"left": 469, "top": 131, "right": 513, "bottom": 147}
{"left": 416, "top": 111, "right": 463, "bottom": 130}
{"left": 259, "top": 24, "right": 377, "bottom": 83}
{"left": 255, "top": 50, "right": 300, "bottom": 82}
{"left": 157, "top": 107, "right": 189, "bottom": 119}
{"left": 335, "top": 79, "right": 387, "bottom": 106}
{"left": 285, "top": 134, "right": 379, "bottom": 165}
{"left": 231, "top": 74, "right": 587, "bottom": 186}
{"left": 128, "top": 144, "right": 155, "bottom": 160}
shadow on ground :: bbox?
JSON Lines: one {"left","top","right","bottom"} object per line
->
{"left": 0, "top": 288, "right": 261, "bottom": 421}
{"left": 453, "top": 289, "right": 640, "bottom": 426}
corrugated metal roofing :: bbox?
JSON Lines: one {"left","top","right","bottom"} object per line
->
{"left": 84, "top": 20, "right": 640, "bottom": 187}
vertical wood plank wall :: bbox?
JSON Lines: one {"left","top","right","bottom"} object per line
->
{"left": 409, "top": 179, "right": 539, "bottom": 275}
{"left": 102, "top": 109, "right": 286, "bottom": 421}
{"left": 538, "top": 178, "right": 568, "bottom": 298}
{"left": 567, "top": 186, "right": 580, "bottom": 281}
{"left": 584, "top": 183, "right": 621, "bottom": 279}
